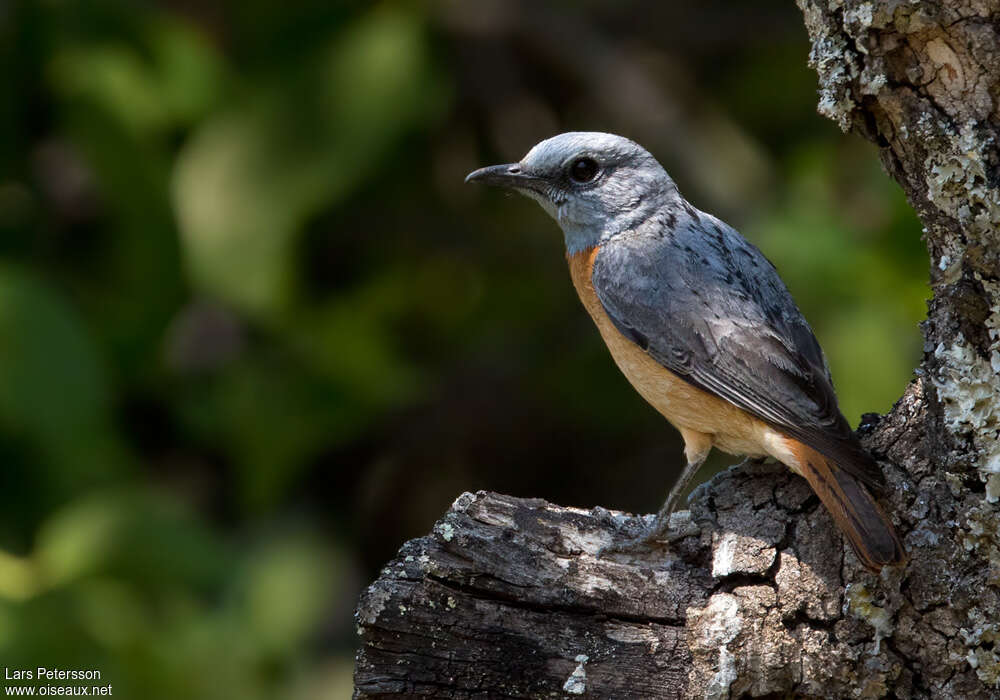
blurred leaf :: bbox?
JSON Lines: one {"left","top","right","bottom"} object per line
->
{"left": 50, "top": 44, "right": 172, "bottom": 136}
{"left": 48, "top": 17, "right": 226, "bottom": 137}
{"left": 150, "top": 18, "right": 228, "bottom": 126}
{"left": 75, "top": 578, "right": 151, "bottom": 649}
{"left": 34, "top": 494, "right": 120, "bottom": 587}
{"left": 824, "top": 309, "right": 919, "bottom": 420}
{"left": 0, "top": 266, "right": 123, "bottom": 485}
{"left": 284, "top": 263, "right": 432, "bottom": 402}
{"left": 173, "top": 3, "right": 449, "bottom": 315}
{"left": 43, "top": 13, "right": 221, "bottom": 379}
{"left": 0, "top": 550, "right": 37, "bottom": 601}
{"left": 241, "top": 534, "right": 336, "bottom": 652}
{"left": 35, "top": 489, "right": 233, "bottom": 592}
{"left": 291, "top": 657, "right": 355, "bottom": 700}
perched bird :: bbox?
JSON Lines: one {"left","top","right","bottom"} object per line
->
{"left": 466, "top": 132, "right": 905, "bottom": 571}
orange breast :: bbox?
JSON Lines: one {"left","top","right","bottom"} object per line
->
{"left": 566, "top": 246, "right": 792, "bottom": 465}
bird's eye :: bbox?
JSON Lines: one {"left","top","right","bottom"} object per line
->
{"left": 568, "top": 157, "right": 600, "bottom": 183}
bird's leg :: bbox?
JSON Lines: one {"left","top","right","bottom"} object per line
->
{"left": 598, "top": 453, "right": 707, "bottom": 556}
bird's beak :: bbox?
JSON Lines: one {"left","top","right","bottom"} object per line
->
{"left": 465, "top": 163, "right": 542, "bottom": 192}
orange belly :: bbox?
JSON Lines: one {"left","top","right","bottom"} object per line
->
{"left": 567, "top": 246, "right": 801, "bottom": 471}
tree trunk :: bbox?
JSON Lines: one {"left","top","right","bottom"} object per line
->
{"left": 354, "top": 2, "right": 1000, "bottom": 697}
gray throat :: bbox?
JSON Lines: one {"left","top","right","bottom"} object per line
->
{"left": 562, "top": 200, "right": 682, "bottom": 254}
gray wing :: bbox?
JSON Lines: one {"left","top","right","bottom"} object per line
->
{"left": 592, "top": 214, "right": 884, "bottom": 489}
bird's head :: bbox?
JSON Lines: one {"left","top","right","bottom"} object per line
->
{"left": 466, "top": 132, "right": 677, "bottom": 253}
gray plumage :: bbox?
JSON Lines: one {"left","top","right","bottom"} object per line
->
{"left": 467, "top": 131, "right": 883, "bottom": 489}
{"left": 592, "top": 206, "right": 884, "bottom": 489}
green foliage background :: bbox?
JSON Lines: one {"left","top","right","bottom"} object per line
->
{"left": 0, "top": 1, "right": 926, "bottom": 697}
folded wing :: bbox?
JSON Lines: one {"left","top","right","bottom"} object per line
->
{"left": 591, "top": 216, "right": 885, "bottom": 490}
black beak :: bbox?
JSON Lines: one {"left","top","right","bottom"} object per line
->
{"left": 465, "top": 163, "right": 541, "bottom": 191}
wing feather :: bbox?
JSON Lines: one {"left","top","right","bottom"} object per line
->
{"left": 592, "top": 219, "right": 885, "bottom": 489}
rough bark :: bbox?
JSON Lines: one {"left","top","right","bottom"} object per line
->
{"left": 355, "top": 2, "right": 1000, "bottom": 697}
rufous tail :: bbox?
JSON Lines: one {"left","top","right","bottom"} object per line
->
{"left": 787, "top": 441, "right": 905, "bottom": 571}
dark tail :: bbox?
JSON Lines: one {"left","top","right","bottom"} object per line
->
{"left": 788, "top": 441, "right": 906, "bottom": 571}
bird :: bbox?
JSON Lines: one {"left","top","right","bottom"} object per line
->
{"left": 466, "top": 132, "right": 905, "bottom": 571}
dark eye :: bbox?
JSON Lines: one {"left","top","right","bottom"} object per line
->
{"left": 568, "top": 157, "right": 599, "bottom": 183}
